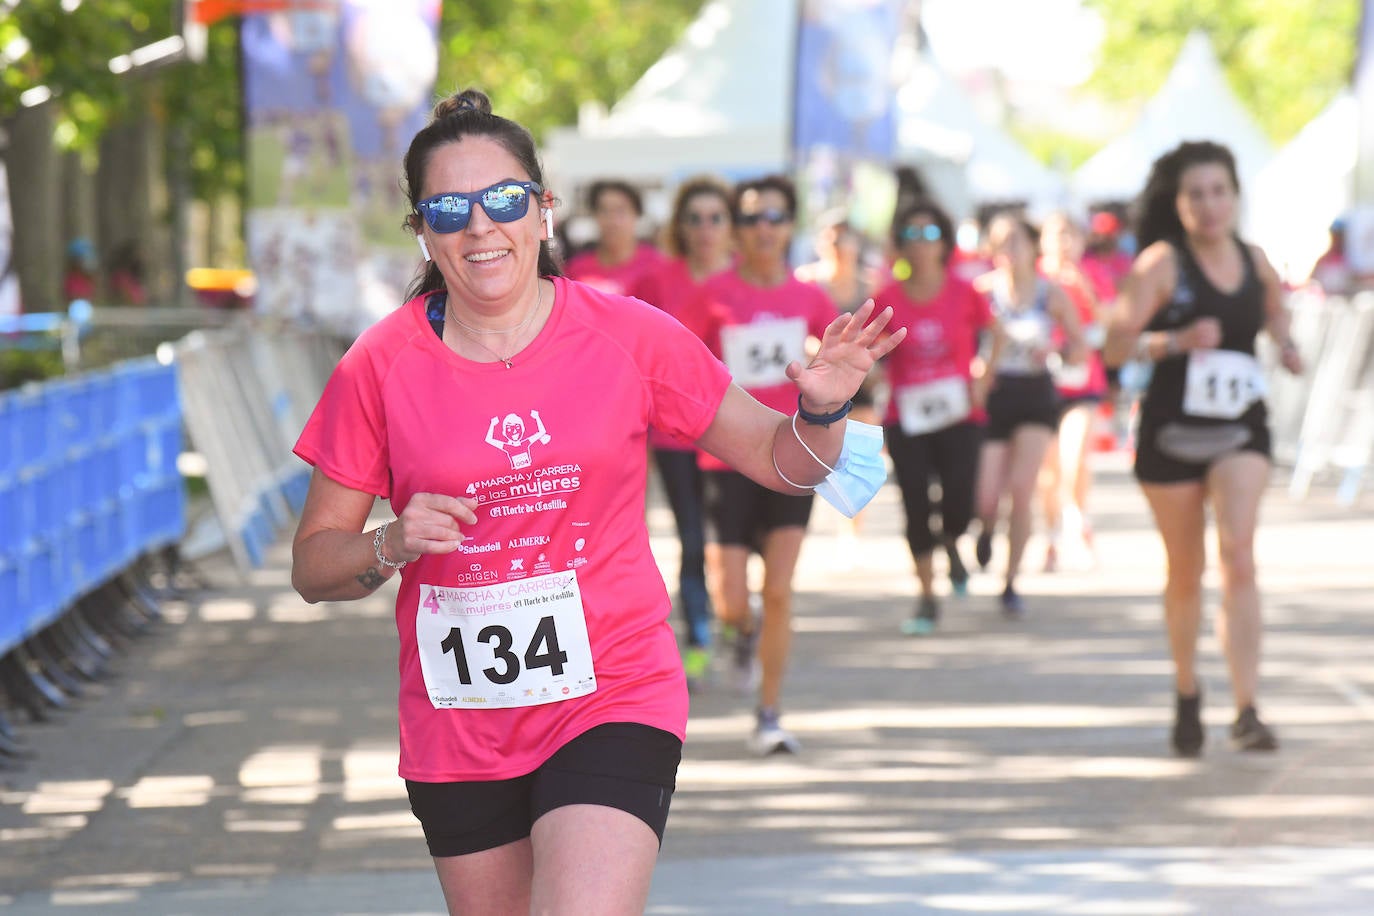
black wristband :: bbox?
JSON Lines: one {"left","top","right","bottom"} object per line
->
{"left": 796, "top": 394, "right": 853, "bottom": 427}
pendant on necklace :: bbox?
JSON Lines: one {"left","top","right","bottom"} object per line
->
{"left": 502, "top": 358, "right": 513, "bottom": 369}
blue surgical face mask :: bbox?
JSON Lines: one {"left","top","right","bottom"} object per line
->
{"left": 814, "top": 420, "right": 887, "bottom": 518}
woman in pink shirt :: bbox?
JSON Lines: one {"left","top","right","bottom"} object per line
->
{"left": 696, "top": 175, "right": 839, "bottom": 757}
{"left": 563, "top": 179, "right": 663, "bottom": 296}
{"left": 630, "top": 175, "right": 735, "bottom": 690}
{"left": 875, "top": 198, "right": 994, "bottom": 634}
{"left": 290, "top": 89, "right": 904, "bottom": 915}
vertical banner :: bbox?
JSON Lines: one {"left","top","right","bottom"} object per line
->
{"left": 0, "top": 160, "right": 17, "bottom": 316}
{"left": 791, "top": 0, "right": 908, "bottom": 254}
{"left": 241, "top": 0, "right": 442, "bottom": 333}
{"left": 1350, "top": 0, "right": 1374, "bottom": 274}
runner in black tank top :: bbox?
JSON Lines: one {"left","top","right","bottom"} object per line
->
{"left": 1134, "top": 236, "right": 1271, "bottom": 484}
{"left": 1103, "top": 141, "right": 1303, "bottom": 760}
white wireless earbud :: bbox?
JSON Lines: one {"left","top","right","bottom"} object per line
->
{"left": 543, "top": 208, "right": 555, "bottom": 240}
{"left": 417, "top": 236, "right": 431, "bottom": 262}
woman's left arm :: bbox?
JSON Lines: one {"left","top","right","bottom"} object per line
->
{"left": 1251, "top": 244, "right": 1303, "bottom": 374}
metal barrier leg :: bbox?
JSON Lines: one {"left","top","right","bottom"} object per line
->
{"left": 67, "top": 602, "right": 119, "bottom": 660}
{"left": 77, "top": 589, "right": 140, "bottom": 644}
{"left": 116, "top": 571, "right": 163, "bottom": 625}
{"left": 25, "top": 635, "right": 86, "bottom": 699}
{"left": 41, "top": 620, "right": 103, "bottom": 683}
{"left": 0, "top": 649, "right": 66, "bottom": 721}
{"left": 0, "top": 709, "right": 35, "bottom": 766}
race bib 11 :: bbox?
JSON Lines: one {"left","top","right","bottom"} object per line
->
{"left": 1182, "top": 349, "right": 1266, "bottom": 420}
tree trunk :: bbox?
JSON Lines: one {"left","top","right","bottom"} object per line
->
{"left": 6, "top": 104, "right": 63, "bottom": 312}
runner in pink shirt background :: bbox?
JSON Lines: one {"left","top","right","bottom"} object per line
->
{"left": 563, "top": 179, "right": 664, "bottom": 296}
{"left": 693, "top": 174, "right": 838, "bottom": 757}
{"left": 290, "top": 90, "right": 904, "bottom": 915}
{"left": 630, "top": 175, "right": 736, "bottom": 692}
{"left": 875, "top": 197, "right": 994, "bottom": 635}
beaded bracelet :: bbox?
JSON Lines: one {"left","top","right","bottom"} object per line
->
{"left": 796, "top": 394, "right": 853, "bottom": 427}
{"left": 373, "top": 522, "right": 407, "bottom": 570}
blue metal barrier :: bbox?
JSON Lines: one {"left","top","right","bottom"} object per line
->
{"left": 0, "top": 358, "right": 186, "bottom": 660}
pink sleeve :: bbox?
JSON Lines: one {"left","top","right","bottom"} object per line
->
{"left": 293, "top": 342, "right": 392, "bottom": 497}
{"left": 639, "top": 308, "right": 732, "bottom": 445}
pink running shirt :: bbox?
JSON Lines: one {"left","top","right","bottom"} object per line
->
{"left": 694, "top": 271, "right": 836, "bottom": 471}
{"left": 564, "top": 243, "right": 664, "bottom": 297}
{"left": 631, "top": 257, "right": 733, "bottom": 451}
{"left": 294, "top": 277, "right": 731, "bottom": 782}
{"left": 874, "top": 276, "right": 993, "bottom": 428}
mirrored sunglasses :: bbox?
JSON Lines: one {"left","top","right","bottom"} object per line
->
{"left": 683, "top": 211, "right": 727, "bottom": 227}
{"left": 736, "top": 208, "right": 791, "bottom": 227}
{"left": 415, "top": 181, "right": 542, "bottom": 234}
{"left": 901, "top": 223, "right": 943, "bottom": 243}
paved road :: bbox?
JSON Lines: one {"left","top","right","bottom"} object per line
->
{"left": 2, "top": 455, "right": 1372, "bottom": 914}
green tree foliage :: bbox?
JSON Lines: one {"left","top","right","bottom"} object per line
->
{"left": 0, "top": 1, "right": 241, "bottom": 199}
{"left": 436, "top": 0, "right": 707, "bottom": 142}
{"left": 0, "top": 0, "right": 707, "bottom": 207}
{"left": 1084, "top": 0, "right": 1360, "bottom": 144}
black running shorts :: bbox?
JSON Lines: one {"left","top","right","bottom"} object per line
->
{"left": 704, "top": 469, "right": 814, "bottom": 549}
{"left": 405, "top": 723, "right": 682, "bottom": 858}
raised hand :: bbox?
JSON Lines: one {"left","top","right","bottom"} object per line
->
{"left": 786, "top": 299, "right": 906, "bottom": 413}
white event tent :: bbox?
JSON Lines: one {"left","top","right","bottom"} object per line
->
{"left": 894, "top": 55, "right": 1067, "bottom": 218}
{"left": 544, "top": 0, "right": 1062, "bottom": 220}
{"left": 1244, "top": 92, "right": 1355, "bottom": 283}
{"left": 1072, "top": 32, "right": 1273, "bottom": 207}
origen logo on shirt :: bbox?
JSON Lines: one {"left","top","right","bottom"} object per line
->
{"left": 486, "top": 409, "right": 551, "bottom": 470}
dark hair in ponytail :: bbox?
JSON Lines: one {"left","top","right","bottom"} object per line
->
{"left": 402, "top": 88, "right": 561, "bottom": 303}
{"left": 1135, "top": 141, "right": 1240, "bottom": 251}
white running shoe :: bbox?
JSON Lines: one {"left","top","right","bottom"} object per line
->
{"left": 749, "top": 710, "right": 801, "bottom": 756}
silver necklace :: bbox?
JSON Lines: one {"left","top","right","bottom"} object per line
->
{"left": 449, "top": 282, "right": 542, "bottom": 368}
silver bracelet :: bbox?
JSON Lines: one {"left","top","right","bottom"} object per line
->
{"left": 372, "top": 522, "right": 407, "bottom": 570}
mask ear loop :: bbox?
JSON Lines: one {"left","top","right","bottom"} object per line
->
{"left": 771, "top": 413, "right": 838, "bottom": 489}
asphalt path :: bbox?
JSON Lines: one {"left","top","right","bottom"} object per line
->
{"left": 2, "top": 454, "right": 1371, "bottom": 914}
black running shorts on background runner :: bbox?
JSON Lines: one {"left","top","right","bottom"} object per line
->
{"left": 405, "top": 723, "right": 682, "bottom": 858}
{"left": 704, "top": 469, "right": 814, "bottom": 549}
{"left": 984, "top": 373, "right": 1059, "bottom": 442}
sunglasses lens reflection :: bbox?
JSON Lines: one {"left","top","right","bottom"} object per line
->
{"left": 419, "top": 182, "right": 536, "bottom": 233}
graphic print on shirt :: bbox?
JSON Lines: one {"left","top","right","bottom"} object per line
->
{"left": 465, "top": 407, "right": 583, "bottom": 521}
{"left": 486, "top": 410, "right": 551, "bottom": 469}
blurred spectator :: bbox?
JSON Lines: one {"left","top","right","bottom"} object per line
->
{"left": 1309, "top": 218, "right": 1352, "bottom": 296}
{"left": 107, "top": 241, "right": 148, "bottom": 306}
{"left": 63, "top": 238, "right": 98, "bottom": 302}
{"left": 1082, "top": 210, "right": 1132, "bottom": 298}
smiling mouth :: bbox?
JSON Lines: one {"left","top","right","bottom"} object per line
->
{"left": 466, "top": 250, "right": 509, "bottom": 263}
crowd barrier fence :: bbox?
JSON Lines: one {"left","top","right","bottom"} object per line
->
{"left": 1266, "top": 291, "right": 1374, "bottom": 505}
{"left": 0, "top": 307, "right": 345, "bottom": 766}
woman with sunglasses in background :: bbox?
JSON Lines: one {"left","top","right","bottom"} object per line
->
{"left": 875, "top": 199, "right": 994, "bottom": 635}
{"left": 1104, "top": 141, "right": 1301, "bottom": 757}
{"left": 973, "top": 213, "right": 1086, "bottom": 618}
{"left": 564, "top": 178, "right": 663, "bottom": 296}
{"left": 630, "top": 175, "right": 736, "bottom": 692}
{"left": 694, "top": 174, "right": 840, "bottom": 756}
{"left": 289, "top": 90, "right": 903, "bottom": 915}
